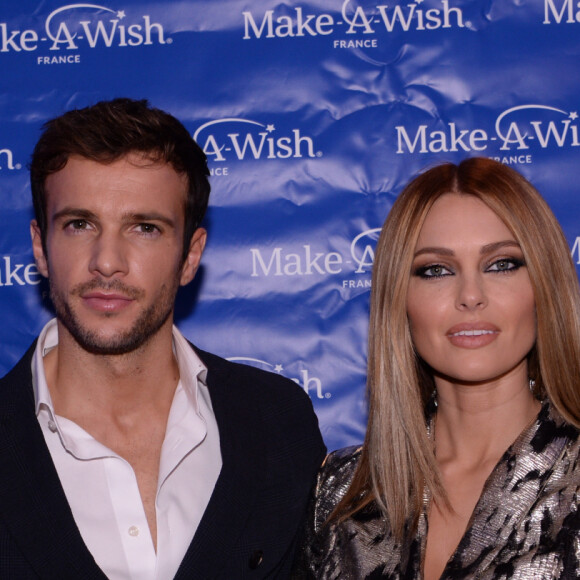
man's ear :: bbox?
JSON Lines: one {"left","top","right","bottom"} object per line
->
{"left": 180, "top": 228, "right": 207, "bottom": 286}
{"left": 30, "top": 220, "right": 49, "bottom": 278}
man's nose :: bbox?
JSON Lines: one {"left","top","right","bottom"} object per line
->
{"left": 88, "top": 232, "right": 129, "bottom": 278}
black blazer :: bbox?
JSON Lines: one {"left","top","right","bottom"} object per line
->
{"left": 0, "top": 342, "right": 326, "bottom": 579}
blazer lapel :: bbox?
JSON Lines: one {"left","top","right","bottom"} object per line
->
{"left": 444, "top": 402, "right": 576, "bottom": 577}
{"left": 174, "top": 351, "right": 266, "bottom": 579}
{"left": 0, "top": 345, "right": 107, "bottom": 579}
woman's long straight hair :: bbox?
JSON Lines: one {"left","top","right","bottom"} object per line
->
{"left": 334, "top": 157, "right": 580, "bottom": 540}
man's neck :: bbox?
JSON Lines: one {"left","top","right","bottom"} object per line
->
{"left": 43, "top": 320, "right": 179, "bottom": 424}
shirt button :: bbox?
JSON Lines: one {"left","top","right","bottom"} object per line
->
{"left": 248, "top": 550, "right": 263, "bottom": 569}
{"left": 48, "top": 420, "right": 57, "bottom": 433}
{"left": 128, "top": 526, "right": 140, "bottom": 537}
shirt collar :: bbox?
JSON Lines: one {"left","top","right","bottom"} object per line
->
{"left": 32, "top": 318, "right": 208, "bottom": 416}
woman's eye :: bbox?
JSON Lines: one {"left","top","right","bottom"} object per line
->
{"left": 414, "top": 264, "right": 452, "bottom": 279}
{"left": 487, "top": 258, "right": 525, "bottom": 273}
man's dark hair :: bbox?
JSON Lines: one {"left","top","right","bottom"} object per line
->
{"left": 30, "top": 98, "right": 210, "bottom": 262}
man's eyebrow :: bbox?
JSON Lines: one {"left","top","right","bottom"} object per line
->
{"left": 125, "top": 212, "right": 177, "bottom": 228}
{"left": 413, "top": 240, "right": 520, "bottom": 258}
{"left": 52, "top": 208, "right": 96, "bottom": 222}
{"left": 51, "top": 209, "right": 176, "bottom": 228}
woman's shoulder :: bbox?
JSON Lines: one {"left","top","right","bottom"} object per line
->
{"left": 311, "top": 445, "right": 362, "bottom": 529}
{"left": 323, "top": 444, "right": 362, "bottom": 470}
{"left": 319, "top": 445, "right": 362, "bottom": 487}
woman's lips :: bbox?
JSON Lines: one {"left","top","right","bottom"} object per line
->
{"left": 446, "top": 323, "right": 500, "bottom": 348}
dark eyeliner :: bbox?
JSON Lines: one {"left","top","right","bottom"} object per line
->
{"left": 487, "top": 257, "right": 525, "bottom": 273}
{"left": 412, "top": 264, "right": 451, "bottom": 279}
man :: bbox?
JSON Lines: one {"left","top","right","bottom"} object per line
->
{"left": 0, "top": 98, "right": 325, "bottom": 579}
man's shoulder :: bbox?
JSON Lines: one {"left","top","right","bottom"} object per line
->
{"left": 192, "top": 344, "right": 310, "bottom": 404}
{"left": 0, "top": 341, "right": 36, "bottom": 398}
{"left": 0, "top": 342, "right": 36, "bottom": 381}
{"left": 0, "top": 341, "right": 39, "bottom": 418}
{"left": 191, "top": 343, "right": 325, "bottom": 454}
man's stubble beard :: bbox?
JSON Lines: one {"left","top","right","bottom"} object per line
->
{"left": 49, "top": 275, "right": 181, "bottom": 356}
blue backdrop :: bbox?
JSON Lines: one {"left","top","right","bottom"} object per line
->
{"left": 1, "top": 0, "right": 579, "bottom": 451}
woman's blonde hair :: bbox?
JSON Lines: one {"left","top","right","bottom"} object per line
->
{"left": 336, "top": 157, "right": 580, "bottom": 539}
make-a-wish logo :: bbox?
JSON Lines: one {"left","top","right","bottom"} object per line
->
{"left": 249, "top": 228, "right": 380, "bottom": 289}
{"left": 571, "top": 237, "right": 580, "bottom": 265}
{"left": 0, "top": 257, "right": 41, "bottom": 287}
{"left": 396, "top": 105, "right": 579, "bottom": 159}
{"left": 193, "top": 118, "right": 320, "bottom": 173}
{"left": 0, "top": 148, "right": 21, "bottom": 170}
{"left": 340, "top": 227, "right": 381, "bottom": 289}
{"left": 351, "top": 228, "right": 381, "bottom": 274}
{"left": 227, "top": 357, "right": 329, "bottom": 399}
{"left": 242, "top": 0, "right": 466, "bottom": 41}
{"left": 0, "top": 4, "right": 168, "bottom": 56}
{"left": 543, "top": 0, "right": 580, "bottom": 24}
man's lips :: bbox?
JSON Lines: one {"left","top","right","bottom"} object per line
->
{"left": 446, "top": 322, "right": 500, "bottom": 348}
{"left": 81, "top": 291, "right": 134, "bottom": 312}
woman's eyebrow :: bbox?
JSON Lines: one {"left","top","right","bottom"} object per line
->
{"left": 479, "top": 240, "right": 521, "bottom": 254}
{"left": 413, "top": 246, "right": 454, "bottom": 258}
{"left": 413, "top": 240, "right": 520, "bottom": 258}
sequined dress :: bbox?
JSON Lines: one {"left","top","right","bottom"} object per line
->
{"left": 294, "top": 401, "right": 580, "bottom": 579}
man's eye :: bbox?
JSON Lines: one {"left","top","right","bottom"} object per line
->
{"left": 66, "top": 219, "right": 88, "bottom": 230}
{"left": 137, "top": 224, "right": 159, "bottom": 234}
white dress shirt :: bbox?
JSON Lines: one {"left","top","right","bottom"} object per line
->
{"left": 32, "top": 319, "right": 222, "bottom": 580}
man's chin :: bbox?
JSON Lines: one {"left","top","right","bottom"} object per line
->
{"left": 78, "top": 342, "right": 146, "bottom": 356}
{"left": 55, "top": 317, "right": 154, "bottom": 355}
{"left": 53, "top": 292, "right": 176, "bottom": 356}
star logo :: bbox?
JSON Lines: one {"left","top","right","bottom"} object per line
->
{"left": 266, "top": 124, "right": 275, "bottom": 133}
{"left": 274, "top": 364, "right": 284, "bottom": 373}
{"left": 570, "top": 112, "right": 578, "bottom": 121}
{"left": 117, "top": 10, "right": 126, "bottom": 19}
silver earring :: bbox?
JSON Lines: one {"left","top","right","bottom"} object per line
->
{"left": 529, "top": 378, "right": 536, "bottom": 394}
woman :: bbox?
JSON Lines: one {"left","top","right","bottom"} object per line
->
{"left": 294, "top": 157, "right": 580, "bottom": 579}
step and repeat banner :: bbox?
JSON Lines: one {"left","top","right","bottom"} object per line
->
{"left": 1, "top": 0, "right": 579, "bottom": 451}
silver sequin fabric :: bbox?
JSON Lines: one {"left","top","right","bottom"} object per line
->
{"left": 293, "top": 401, "right": 580, "bottom": 579}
